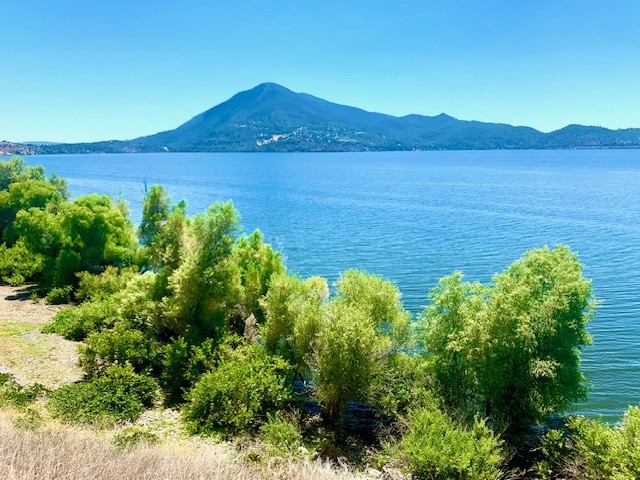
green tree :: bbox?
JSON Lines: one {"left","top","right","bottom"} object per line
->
{"left": 139, "top": 185, "right": 170, "bottom": 246}
{"left": 162, "top": 201, "right": 241, "bottom": 340}
{"left": 231, "top": 229, "right": 285, "bottom": 326}
{"left": 312, "top": 270, "right": 411, "bottom": 420}
{"left": 0, "top": 156, "right": 25, "bottom": 191}
{"left": 420, "top": 245, "right": 594, "bottom": 434}
{"left": 260, "top": 273, "right": 328, "bottom": 376}
{"left": 0, "top": 180, "right": 65, "bottom": 242}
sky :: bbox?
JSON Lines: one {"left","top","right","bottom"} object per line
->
{"left": 1, "top": 0, "right": 639, "bottom": 143}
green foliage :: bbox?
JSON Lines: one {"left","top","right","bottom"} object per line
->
{"left": 159, "top": 337, "right": 218, "bottom": 405}
{"left": 75, "top": 266, "right": 137, "bottom": 302}
{"left": 45, "top": 285, "right": 73, "bottom": 304}
{"left": 0, "top": 373, "right": 45, "bottom": 408}
{"left": 54, "top": 194, "right": 137, "bottom": 286}
{"left": 0, "top": 240, "right": 45, "bottom": 285}
{"left": 535, "top": 408, "right": 640, "bottom": 479}
{"left": 9, "top": 193, "right": 136, "bottom": 288}
{"left": 567, "top": 413, "right": 639, "bottom": 480}
{"left": 261, "top": 273, "right": 328, "bottom": 375}
{"left": 147, "top": 200, "right": 188, "bottom": 276}
{"left": 0, "top": 179, "right": 65, "bottom": 243}
{"left": 0, "top": 156, "right": 26, "bottom": 191}
{"left": 369, "top": 353, "right": 433, "bottom": 420}
{"left": 401, "top": 403, "right": 503, "bottom": 480}
{"left": 232, "top": 229, "right": 285, "bottom": 325}
{"left": 313, "top": 271, "right": 410, "bottom": 420}
{"left": 139, "top": 185, "right": 170, "bottom": 246}
{"left": 48, "top": 364, "right": 159, "bottom": 424}
{"left": 313, "top": 301, "right": 381, "bottom": 419}
{"left": 161, "top": 201, "right": 241, "bottom": 340}
{"left": 79, "top": 322, "right": 155, "bottom": 377}
{"left": 259, "top": 414, "right": 303, "bottom": 456}
{"left": 183, "top": 342, "right": 293, "bottom": 433}
{"left": 420, "top": 246, "right": 594, "bottom": 433}
{"left": 43, "top": 299, "right": 119, "bottom": 340}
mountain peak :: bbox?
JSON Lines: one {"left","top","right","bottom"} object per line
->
{"left": 246, "top": 82, "right": 293, "bottom": 95}
{"left": 30, "top": 84, "right": 640, "bottom": 154}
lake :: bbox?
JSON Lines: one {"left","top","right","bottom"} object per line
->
{"left": 17, "top": 149, "right": 640, "bottom": 422}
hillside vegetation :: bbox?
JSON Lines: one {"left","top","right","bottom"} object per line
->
{"left": 8, "top": 83, "right": 639, "bottom": 154}
{"left": 1, "top": 155, "right": 639, "bottom": 479}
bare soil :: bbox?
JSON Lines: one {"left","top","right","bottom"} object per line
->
{"left": 0, "top": 285, "right": 82, "bottom": 388}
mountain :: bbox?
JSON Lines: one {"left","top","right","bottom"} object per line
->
{"left": 19, "top": 83, "right": 640, "bottom": 153}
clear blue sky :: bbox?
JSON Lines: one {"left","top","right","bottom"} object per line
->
{"left": 2, "top": 0, "right": 639, "bottom": 142}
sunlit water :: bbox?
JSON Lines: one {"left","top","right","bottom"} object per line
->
{"left": 15, "top": 150, "right": 640, "bottom": 422}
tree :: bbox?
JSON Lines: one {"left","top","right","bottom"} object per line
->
{"left": 260, "top": 273, "right": 328, "bottom": 376}
{"left": 420, "top": 245, "right": 594, "bottom": 434}
{"left": 312, "top": 270, "right": 411, "bottom": 420}
{"left": 162, "top": 201, "right": 242, "bottom": 340}
{"left": 0, "top": 179, "right": 65, "bottom": 242}
{"left": 231, "top": 229, "right": 285, "bottom": 326}
{"left": 139, "top": 185, "right": 170, "bottom": 246}
{"left": 11, "top": 194, "right": 137, "bottom": 287}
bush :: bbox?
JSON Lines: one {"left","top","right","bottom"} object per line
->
{"left": 42, "top": 299, "right": 119, "bottom": 340}
{"left": 45, "top": 285, "right": 73, "bottom": 304}
{"left": 48, "top": 364, "right": 159, "bottom": 424}
{"left": 75, "top": 266, "right": 137, "bottom": 303}
{"left": 160, "top": 337, "right": 217, "bottom": 405}
{"left": 183, "top": 343, "right": 293, "bottom": 433}
{"left": 79, "top": 322, "right": 155, "bottom": 377}
{"left": 0, "top": 373, "right": 45, "bottom": 408}
{"left": 0, "top": 241, "right": 45, "bottom": 285}
{"left": 401, "top": 404, "right": 504, "bottom": 480}
{"left": 620, "top": 406, "right": 640, "bottom": 476}
{"left": 419, "top": 246, "right": 594, "bottom": 434}
{"left": 259, "top": 414, "right": 303, "bottom": 456}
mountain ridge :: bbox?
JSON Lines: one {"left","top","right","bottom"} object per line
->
{"left": 9, "top": 83, "right": 640, "bottom": 153}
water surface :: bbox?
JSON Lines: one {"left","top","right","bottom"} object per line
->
{"left": 18, "top": 150, "right": 640, "bottom": 422}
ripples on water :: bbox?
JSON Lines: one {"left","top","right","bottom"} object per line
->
{"left": 18, "top": 149, "right": 640, "bottom": 422}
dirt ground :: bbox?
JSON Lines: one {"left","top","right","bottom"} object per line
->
{"left": 0, "top": 285, "right": 82, "bottom": 388}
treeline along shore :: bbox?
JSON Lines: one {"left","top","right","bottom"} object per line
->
{"left": 1, "top": 155, "right": 639, "bottom": 479}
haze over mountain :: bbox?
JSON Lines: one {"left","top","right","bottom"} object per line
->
{"left": 14, "top": 83, "right": 640, "bottom": 153}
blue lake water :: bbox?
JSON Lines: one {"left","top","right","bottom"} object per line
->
{"left": 15, "top": 150, "right": 640, "bottom": 422}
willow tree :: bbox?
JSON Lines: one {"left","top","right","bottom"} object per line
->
{"left": 313, "top": 270, "right": 411, "bottom": 420}
{"left": 420, "top": 245, "right": 594, "bottom": 434}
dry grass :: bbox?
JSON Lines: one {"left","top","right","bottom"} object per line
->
{"left": 0, "top": 412, "right": 363, "bottom": 480}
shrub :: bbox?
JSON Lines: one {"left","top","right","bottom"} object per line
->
{"left": 48, "top": 364, "right": 159, "bottom": 424}
{"left": 401, "top": 404, "right": 503, "bottom": 480}
{"left": 75, "top": 266, "right": 137, "bottom": 303}
{"left": 0, "top": 373, "right": 45, "bottom": 408}
{"left": 259, "top": 414, "right": 303, "bottom": 456}
{"left": 183, "top": 343, "right": 293, "bottom": 433}
{"left": 620, "top": 406, "right": 640, "bottom": 476}
{"left": 160, "top": 337, "right": 217, "bottom": 405}
{"left": 42, "top": 299, "right": 119, "bottom": 340}
{"left": 535, "top": 409, "right": 640, "bottom": 480}
{"left": 79, "top": 322, "right": 155, "bottom": 377}
{"left": 419, "top": 246, "right": 594, "bottom": 434}
{"left": 0, "top": 241, "right": 45, "bottom": 285}
{"left": 45, "top": 285, "right": 73, "bottom": 304}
